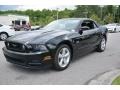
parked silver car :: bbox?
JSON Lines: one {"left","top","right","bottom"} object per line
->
{"left": 105, "top": 23, "right": 120, "bottom": 33}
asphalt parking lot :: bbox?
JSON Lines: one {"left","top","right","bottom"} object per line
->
{"left": 0, "top": 33, "right": 120, "bottom": 85}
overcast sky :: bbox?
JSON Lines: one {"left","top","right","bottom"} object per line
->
{"left": 0, "top": 5, "right": 76, "bottom": 11}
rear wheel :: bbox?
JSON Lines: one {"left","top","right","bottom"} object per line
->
{"left": 0, "top": 33, "right": 8, "bottom": 40}
{"left": 96, "top": 37, "right": 106, "bottom": 52}
{"left": 53, "top": 44, "right": 71, "bottom": 70}
{"left": 114, "top": 28, "right": 117, "bottom": 33}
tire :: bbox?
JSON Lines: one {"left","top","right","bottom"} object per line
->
{"left": 53, "top": 44, "right": 71, "bottom": 71}
{"left": 114, "top": 28, "right": 117, "bottom": 33}
{"left": 0, "top": 33, "right": 8, "bottom": 41}
{"left": 96, "top": 36, "right": 106, "bottom": 52}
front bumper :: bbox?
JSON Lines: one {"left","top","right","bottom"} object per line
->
{"left": 3, "top": 47, "right": 53, "bottom": 69}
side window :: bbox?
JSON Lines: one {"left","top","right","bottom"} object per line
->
{"left": 81, "top": 20, "right": 95, "bottom": 30}
{"left": 117, "top": 23, "right": 120, "bottom": 26}
{"left": 93, "top": 22, "right": 98, "bottom": 28}
{"left": 0, "top": 24, "right": 3, "bottom": 27}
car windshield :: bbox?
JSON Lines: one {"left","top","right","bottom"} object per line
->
{"left": 42, "top": 19, "right": 80, "bottom": 31}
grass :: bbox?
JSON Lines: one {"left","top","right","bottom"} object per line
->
{"left": 112, "top": 76, "right": 120, "bottom": 85}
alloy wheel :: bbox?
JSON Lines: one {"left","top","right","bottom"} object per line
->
{"left": 101, "top": 38, "right": 106, "bottom": 51}
{"left": 0, "top": 33, "right": 8, "bottom": 40}
{"left": 58, "top": 47, "right": 70, "bottom": 68}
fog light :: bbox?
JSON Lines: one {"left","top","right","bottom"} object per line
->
{"left": 43, "top": 56, "right": 51, "bottom": 61}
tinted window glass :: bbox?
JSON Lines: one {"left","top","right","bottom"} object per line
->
{"left": 93, "top": 22, "right": 98, "bottom": 28}
{"left": 117, "top": 23, "right": 120, "bottom": 26}
{"left": 0, "top": 24, "right": 3, "bottom": 27}
{"left": 81, "top": 21, "right": 95, "bottom": 30}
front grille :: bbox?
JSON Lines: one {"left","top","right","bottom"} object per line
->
{"left": 5, "top": 41, "right": 26, "bottom": 52}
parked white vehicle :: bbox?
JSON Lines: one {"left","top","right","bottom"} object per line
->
{"left": 105, "top": 23, "right": 120, "bottom": 33}
{"left": 0, "top": 24, "right": 15, "bottom": 40}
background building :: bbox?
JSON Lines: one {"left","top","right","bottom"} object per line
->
{"left": 0, "top": 14, "right": 29, "bottom": 26}
{"left": 0, "top": 14, "right": 30, "bottom": 31}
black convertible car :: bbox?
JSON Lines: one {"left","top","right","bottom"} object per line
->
{"left": 3, "top": 18, "right": 108, "bottom": 70}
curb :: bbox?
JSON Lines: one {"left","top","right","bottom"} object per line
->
{"left": 87, "top": 69, "right": 120, "bottom": 85}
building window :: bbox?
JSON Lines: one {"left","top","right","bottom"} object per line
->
{"left": 15, "top": 20, "right": 20, "bottom": 25}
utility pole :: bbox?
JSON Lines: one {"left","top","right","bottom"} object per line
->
{"left": 113, "top": 6, "right": 119, "bottom": 23}
{"left": 100, "top": 5, "right": 104, "bottom": 20}
{"left": 116, "top": 5, "right": 119, "bottom": 23}
{"left": 56, "top": 8, "right": 59, "bottom": 20}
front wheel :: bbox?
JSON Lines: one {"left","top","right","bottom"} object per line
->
{"left": 53, "top": 44, "right": 71, "bottom": 71}
{"left": 0, "top": 33, "right": 8, "bottom": 40}
{"left": 114, "top": 28, "right": 117, "bottom": 33}
{"left": 96, "top": 37, "right": 106, "bottom": 52}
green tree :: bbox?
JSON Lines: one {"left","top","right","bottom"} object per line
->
{"left": 0, "top": 5, "right": 120, "bottom": 25}
{"left": 104, "top": 13, "right": 114, "bottom": 24}
{"left": 90, "top": 14, "right": 102, "bottom": 24}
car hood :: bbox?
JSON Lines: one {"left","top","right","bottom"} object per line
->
{"left": 105, "top": 25, "right": 115, "bottom": 28}
{"left": 6, "top": 29, "right": 70, "bottom": 44}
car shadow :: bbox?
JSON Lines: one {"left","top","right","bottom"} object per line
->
{"left": 8, "top": 64, "right": 55, "bottom": 74}
{"left": 71, "top": 49, "right": 96, "bottom": 63}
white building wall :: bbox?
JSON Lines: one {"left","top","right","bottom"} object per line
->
{"left": 0, "top": 16, "right": 11, "bottom": 25}
{"left": 0, "top": 14, "right": 29, "bottom": 25}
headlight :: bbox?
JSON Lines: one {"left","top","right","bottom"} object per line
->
{"left": 31, "top": 44, "right": 48, "bottom": 52}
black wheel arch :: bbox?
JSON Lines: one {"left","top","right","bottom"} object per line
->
{"left": 103, "top": 34, "right": 107, "bottom": 42}
{"left": 57, "top": 40, "right": 73, "bottom": 59}
{"left": 0, "top": 32, "right": 9, "bottom": 36}
{"left": 100, "top": 26, "right": 108, "bottom": 42}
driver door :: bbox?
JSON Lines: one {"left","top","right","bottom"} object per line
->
{"left": 77, "top": 20, "right": 99, "bottom": 50}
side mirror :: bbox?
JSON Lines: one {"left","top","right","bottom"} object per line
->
{"left": 79, "top": 30, "right": 83, "bottom": 35}
{"left": 78, "top": 26, "right": 90, "bottom": 35}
